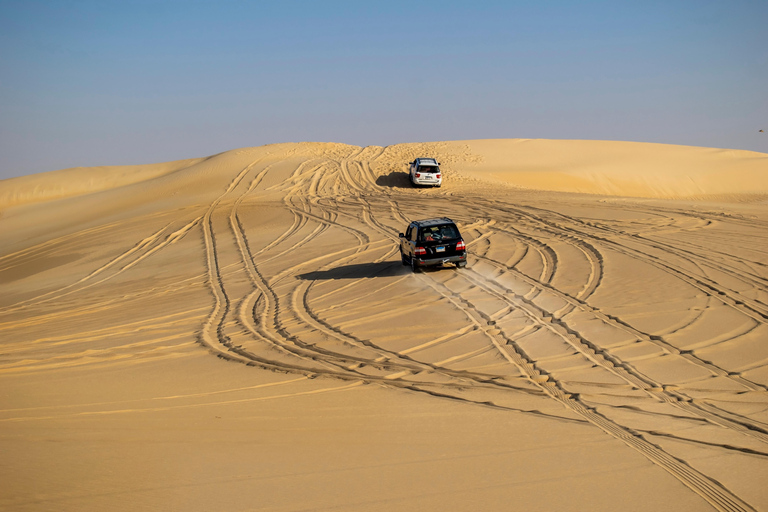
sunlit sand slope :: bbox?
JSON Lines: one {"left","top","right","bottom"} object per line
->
{"left": 461, "top": 139, "right": 768, "bottom": 199}
{"left": 1, "top": 140, "right": 767, "bottom": 511}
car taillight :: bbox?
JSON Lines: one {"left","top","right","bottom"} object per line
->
{"left": 436, "top": 174, "right": 441, "bottom": 178}
{"left": 456, "top": 240, "right": 465, "bottom": 251}
{"left": 415, "top": 173, "right": 421, "bottom": 177}
{"left": 415, "top": 247, "right": 427, "bottom": 256}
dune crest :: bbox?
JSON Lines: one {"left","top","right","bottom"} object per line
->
{"left": 0, "top": 157, "right": 206, "bottom": 208}
{"left": 457, "top": 139, "right": 768, "bottom": 200}
{"left": 3, "top": 139, "right": 765, "bottom": 207}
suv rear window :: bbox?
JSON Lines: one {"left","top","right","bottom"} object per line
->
{"left": 418, "top": 166, "right": 438, "bottom": 173}
{"left": 419, "top": 224, "right": 459, "bottom": 241}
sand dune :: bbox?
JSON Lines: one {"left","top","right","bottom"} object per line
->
{"left": 1, "top": 140, "right": 767, "bottom": 511}
{"left": 0, "top": 157, "right": 207, "bottom": 208}
{"left": 461, "top": 139, "right": 768, "bottom": 200}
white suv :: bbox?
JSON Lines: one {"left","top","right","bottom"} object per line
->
{"left": 409, "top": 158, "right": 442, "bottom": 187}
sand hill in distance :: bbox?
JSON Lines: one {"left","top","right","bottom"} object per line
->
{"left": 1, "top": 139, "right": 767, "bottom": 511}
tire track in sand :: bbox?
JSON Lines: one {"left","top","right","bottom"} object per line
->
{"left": 458, "top": 265, "right": 768, "bottom": 446}
{"left": 206, "top": 155, "right": 577, "bottom": 420}
{"left": 193, "top": 150, "right": 760, "bottom": 511}
{"left": 469, "top": 201, "right": 768, "bottom": 392}
{"left": 514, "top": 204, "right": 768, "bottom": 323}
{"left": 440, "top": 196, "right": 768, "bottom": 443}
{"left": 415, "top": 269, "right": 755, "bottom": 512}
{"left": 0, "top": 217, "right": 202, "bottom": 314}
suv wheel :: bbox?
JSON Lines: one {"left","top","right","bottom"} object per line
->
{"left": 400, "top": 250, "right": 408, "bottom": 266}
{"left": 411, "top": 258, "right": 418, "bottom": 273}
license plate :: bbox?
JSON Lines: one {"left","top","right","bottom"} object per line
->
{"left": 436, "top": 246, "right": 445, "bottom": 253}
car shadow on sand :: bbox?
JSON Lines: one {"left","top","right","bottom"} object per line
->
{"left": 375, "top": 171, "right": 411, "bottom": 188}
{"left": 297, "top": 261, "right": 407, "bottom": 280}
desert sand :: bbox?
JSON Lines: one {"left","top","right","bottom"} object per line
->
{"left": 1, "top": 139, "right": 767, "bottom": 511}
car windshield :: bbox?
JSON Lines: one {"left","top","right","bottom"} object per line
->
{"left": 420, "top": 224, "right": 459, "bottom": 241}
{"left": 419, "top": 166, "right": 438, "bottom": 173}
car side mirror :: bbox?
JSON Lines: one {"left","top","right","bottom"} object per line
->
{"left": 399, "top": 233, "right": 405, "bottom": 238}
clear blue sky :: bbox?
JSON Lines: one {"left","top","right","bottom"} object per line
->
{"left": 1, "top": 0, "right": 766, "bottom": 179}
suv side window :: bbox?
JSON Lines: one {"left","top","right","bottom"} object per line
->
{"left": 409, "top": 225, "right": 419, "bottom": 242}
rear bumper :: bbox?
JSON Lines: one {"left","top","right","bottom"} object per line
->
{"left": 412, "top": 176, "right": 442, "bottom": 186}
{"left": 413, "top": 253, "right": 466, "bottom": 267}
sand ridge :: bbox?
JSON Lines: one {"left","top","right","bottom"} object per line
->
{"left": 1, "top": 140, "right": 767, "bottom": 511}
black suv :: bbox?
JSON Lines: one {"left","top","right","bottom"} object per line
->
{"left": 399, "top": 218, "right": 467, "bottom": 272}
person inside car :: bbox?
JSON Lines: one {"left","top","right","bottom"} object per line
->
{"left": 422, "top": 227, "right": 440, "bottom": 241}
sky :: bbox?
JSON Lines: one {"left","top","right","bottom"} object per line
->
{"left": 1, "top": 0, "right": 766, "bottom": 180}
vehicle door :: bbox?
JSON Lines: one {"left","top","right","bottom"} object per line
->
{"left": 401, "top": 225, "right": 414, "bottom": 256}
{"left": 407, "top": 225, "right": 419, "bottom": 257}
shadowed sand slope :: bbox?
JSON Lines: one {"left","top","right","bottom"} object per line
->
{"left": 1, "top": 140, "right": 767, "bottom": 511}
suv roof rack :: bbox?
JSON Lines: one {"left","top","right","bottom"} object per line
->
{"left": 413, "top": 217, "right": 453, "bottom": 227}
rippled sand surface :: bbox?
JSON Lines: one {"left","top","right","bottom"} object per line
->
{"left": 1, "top": 140, "right": 767, "bottom": 511}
